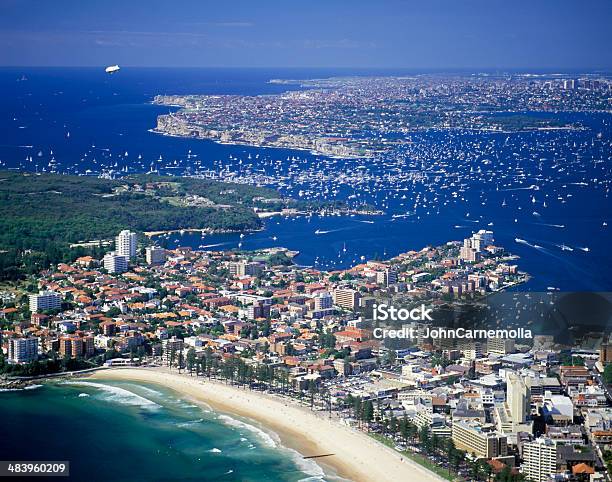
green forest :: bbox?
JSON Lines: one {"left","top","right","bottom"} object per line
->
{"left": 0, "top": 172, "right": 282, "bottom": 280}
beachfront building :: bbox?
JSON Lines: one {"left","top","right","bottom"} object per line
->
{"left": 116, "top": 230, "right": 137, "bottom": 258}
{"left": 59, "top": 336, "right": 83, "bottom": 359}
{"left": 522, "top": 438, "right": 558, "bottom": 482}
{"left": 103, "top": 252, "right": 128, "bottom": 274}
{"left": 58, "top": 336, "right": 94, "bottom": 359}
{"left": 29, "top": 290, "right": 61, "bottom": 313}
{"left": 451, "top": 420, "right": 507, "bottom": 459}
{"left": 414, "top": 408, "right": 452, "bottom": 438}
{"left": 8, "top": 337, "right": 39, "bottom": 364}
{"left": 162, "top": 337, "right": 184, "bottom": 366}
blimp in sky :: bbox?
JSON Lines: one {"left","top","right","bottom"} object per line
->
{"left": 105, "top": 65, "right": 120, "bottom": 74}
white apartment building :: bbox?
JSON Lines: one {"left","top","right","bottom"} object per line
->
{"left": 116, "top": 230, "right": 137, "bottom": 258}
{"left": 29, "top": 291, "right": 61, "bottom": 313}
{"left": 103, "top": 252, "right": 128, "bottom": 274}
{"left": 522, "top": 438, "right": 557, "bottom": 482}
{"left": 8, "top": 337, "right": 39, "bottom": 364}
{"left": 228, "top": 260, "right": 263, "bottom": 277}
{"left": 313, "top": 292, "right": 333, "bottom": 311}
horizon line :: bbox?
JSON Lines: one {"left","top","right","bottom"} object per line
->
{"left": 0, "top": 65, "right": 611, "bottom": 73}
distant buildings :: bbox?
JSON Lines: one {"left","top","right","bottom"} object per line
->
{"left": 495, "top": 372, "right": 532, "bottom": 437}
{"left": 585, "top": 408, "right": 612, "bottom": 447}
{"left": 376, "top": 268, "right": 397, "bottom": 287}
{"left": 146, "top": 246, "right": 166, "bottom": 265}
{"left": 333, "top": 287, "right": 361, "bottom": 310}
{"left": 525, "top": 376, "right": 561, "bottom": 400}
{"left": 507, "top": 372, "right": 530, "bottom": 425}
{"left": 245, "top": 300, "right": 270, "bottom": 320}
{"left": 487, "top": 337, "right": 515, "bottom": 356}
{"left": 102, "top": 229, "right": 137, "bottom": 272}
{"left": 116, "top": 230, "right": 137, "bottom": 258}
{"left": 29, "top": 291, "right": 61, "bottom": 313}
{"left": 103, "top": 252, "right": 128, "bottom": 274}
{"left": 559, "top": 365, "right": 591, "bottom": 388}
{"left": 599, "top": 342, "right": 612, "bottom": 364}
{"left": 313, "top": 292, "right": 333, "bottom": 311}
{"left": 460, "top": 239, "right": 479, "bottom": 262}
{"left": 542, "top": 393, "right": 574, "bottom": 426}
{"left": 229, "top": 260, "right": 263, "bottom": 277}
{"left": 459, "top": 230, "right": 494, "bottom": 263}
{"left": 8, "top": 337, "right": 39, "bottom": 364}
{"left": 473, "top": 230, "right": 494, "bottom": 249}
{"left": 563, "top": 79, "right": 576, "bottom": 90}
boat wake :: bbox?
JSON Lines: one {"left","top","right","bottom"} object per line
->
{"left": 514, "top": 238, "right": 545, "bottom": 250}
{"left": 198, "top": 242, "right": 231, "bottom": 249}
{"left": 314, "top": 228, "right": 347, "bottom": 235}
{"left": 535, "top": 223, "right": 565, "bottom": 228}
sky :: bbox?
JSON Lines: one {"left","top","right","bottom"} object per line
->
{"left": 0, "top": 0, "right": 611, "bottom": 70}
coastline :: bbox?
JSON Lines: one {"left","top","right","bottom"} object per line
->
{"left": 142, "top": 227, "right": 258, "bottom": 238}
{"left": 89, "top": 367, "right": 445, "bottom": 482}
{"left": 148, "top": 126, "right": 373, "bottom": 160}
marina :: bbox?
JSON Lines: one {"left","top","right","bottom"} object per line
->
{"left": 0, "top": 68, "right": 610, "bottom": 290}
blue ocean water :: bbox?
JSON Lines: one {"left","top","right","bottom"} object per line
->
{"left": 0, "top": 380, "right": 328, "bottom": 481}
{"left": 0, "top": 67, "right": 610, "bottom": 290}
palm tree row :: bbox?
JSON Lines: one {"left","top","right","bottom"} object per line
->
{"left": 163, "top": 350, "right": 523, "bottom": 481}
{"left": 167, "top": 347, "right": 294, "bottom": 394}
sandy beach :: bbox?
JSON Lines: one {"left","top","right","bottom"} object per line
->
{"left": 90, "top": 367, "right": 444, "bottom": 482}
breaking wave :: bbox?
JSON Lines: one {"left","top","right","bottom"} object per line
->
{"left": 217, "top": 414, "right": 325, "bottom": 479}
{"left": 62, "top": 381, "right": 160, "bottom": 410}
{"left": 217, "top": 414, "right": 278, "bottom": 448}
{"left": 0, "top": 384, "right": 43, "bottom": 393}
